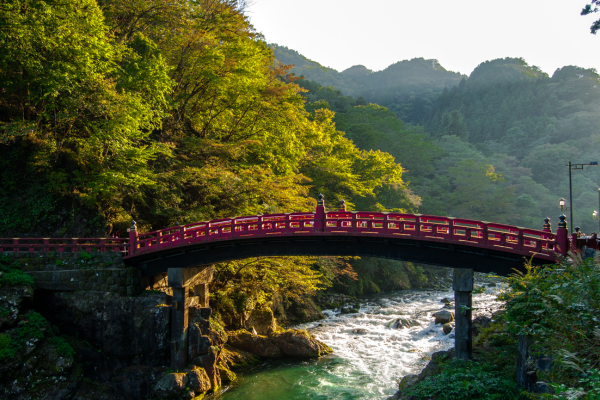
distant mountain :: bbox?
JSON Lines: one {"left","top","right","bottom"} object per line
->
{"left": 270, "top": 44, "right": 465, "bottom": 124}
{"left": 270, "top": 45, "right": 362, "bottom": 96}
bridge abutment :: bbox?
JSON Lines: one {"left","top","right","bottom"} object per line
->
{"left": 453, "top": 268, "right": 473, "bottom": 360}
{"left": 167, "top": 266, "right": 214, "bottom": 370}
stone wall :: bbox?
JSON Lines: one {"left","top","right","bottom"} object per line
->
{"left": 4, "top": 251, "right": 142, "bottom": 296}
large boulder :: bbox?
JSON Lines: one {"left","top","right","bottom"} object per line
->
{"left": 244, "top": 308, "right": 277, "bottom": 335}
{"left": 227, "top": 330, "right": 282, "bottom": 358}
{"left": 432, "top": 310, "right": 454, "bottom": 325}
{"left": 271, "top": 329, "right": 332, "bottom": 358}
{"left": 227, "top": 329, "right": 332, "bottom": 359}
{"left": 186, "top": 367, "right": 211, "bottom": 394}
{"left": 191, "top": 348, "right": 221, "bottom": 390}
{"left": 153, "top": 373, "right": 188, "bottom": 399}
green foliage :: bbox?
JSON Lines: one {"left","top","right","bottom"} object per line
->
{"left": 17, "top": 311, "right": 53, "bottom": 341}
{"left": 406, "top": 360, "right": 523, "bottom": 400}
{"left": 0, "top": 333, "right": 16, "bottom": 361}
{"left": 78, "top": 251, "right": 93, "bottom": 263}
{"left": 0, "top": 256, "right": 35, "bottom": 287}
{"left": 502, "top": 256, "right": 600, "bottom": 396}
{"left": 48, "top": 336, "right": 76, "bottom": 358}
{"left": 211, "top": 256, "right": 330, "bottom": 323}
{"left": 0, "top": 270, "right": 35, "bottom": 287}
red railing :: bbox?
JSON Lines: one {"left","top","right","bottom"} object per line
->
{"left": 0, "top": 238, "right": 128, "bottom": 254}
{"left": 0, "top": 209, "right": 569, "bottom": 261}
{"left": 126, "top": 211, "right": 557, "bottom": 260}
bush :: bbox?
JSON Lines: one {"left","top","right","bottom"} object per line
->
{"left": 0, "top": 269, "right": 35, "bottom": 286}
{"left": 49, "top": 336, "right": 75, "bottom": 358}
{"left": 502, "top": 256, "right": 600, "bottom": 397}
{"left": 0, "top": 333, "right": 16, "bottom": 361}
{"left": 405, "top": 360, "right": 523, "bottom": 400}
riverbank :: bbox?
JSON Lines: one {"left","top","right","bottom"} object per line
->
{"left": 211, "top": 272, "right": 505, "bottom": 399}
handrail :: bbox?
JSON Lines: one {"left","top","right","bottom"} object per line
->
{"left": 0, "top": 207, "right": 576, "bottom": 262}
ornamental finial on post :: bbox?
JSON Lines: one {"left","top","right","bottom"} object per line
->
{"left": 558, "top": 214, "right": 567, "bottom": 229}
{"left": 317, "top": 193, "right": 324, "bottom": 207}
{"left": 130, "top": 220, "right": 137, "bottom": 231}
{"left": 338, "top": 199, "right": 346, "bottom": 212}
{"left": 543, "top": 217, "right": 551, "bottom": 232}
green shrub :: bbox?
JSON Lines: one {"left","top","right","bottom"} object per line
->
{"left": 49, "top": 336, "right": 75, "bottom": 358}
{"left": 405, "top": 360, "right": 523, "bottom": 400}
{"left": 502, "top": 256, "right": 600, "bottom": 396}
{"left": 0, "top": 333, "right": 17, "bottom": 361}
{"left": 18, "top": 311, "right": 52, "bottom": 341}
{"left": 0, "top": 269, "right": 35, "bottom": 286}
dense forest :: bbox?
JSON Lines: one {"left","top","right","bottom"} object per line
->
{"left": 282, "top": 52, "right": 600, "bottom": 234}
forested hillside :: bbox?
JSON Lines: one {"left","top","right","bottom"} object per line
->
{"left": 286, "top": 53, "right": 600, "bottom": 234}
{"left": 272, "top": 44, "right": 465, "bottom": 124}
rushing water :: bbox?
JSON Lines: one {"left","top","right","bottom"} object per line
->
{"left": 213, "top": 278, "right": 505, "bottom": 400}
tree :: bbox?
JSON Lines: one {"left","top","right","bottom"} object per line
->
{"left": 581, "top": 1, "right": 600, "bottom": 34}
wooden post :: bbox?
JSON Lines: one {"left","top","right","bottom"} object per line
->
{"left": 128, "top": 220, "right": 137, "bottom": 256}
{"left": 315, "top": 194, "right": 326, "bottom": 232}
{"left": 453, "top": 268, "right": 473, "bottom": 360}
{"left": 555, "top": 214, "right": 568, "bottom": 257}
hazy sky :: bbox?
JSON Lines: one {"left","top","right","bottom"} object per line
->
{"left": 247, "top": 0, "right": 600, "bottom": 76}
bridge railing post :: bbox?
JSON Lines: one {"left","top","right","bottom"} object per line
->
{"left": 555, "top": 215, "right": 568, "bottom": 257}
{"left": 128, "top": 220, "right": 137, "bottom": 256}
{"left": 315, "top": 194, "right": 326, "bottom": 232}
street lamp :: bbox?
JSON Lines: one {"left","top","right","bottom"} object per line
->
{"left": 567, "top": 161, "right": 599, "bottom": 233}
{"left": 559, "top": 198, "right": 567, "bottom": 211}
{"left": 596, "top": 188, "right": 600, "bottom": 234}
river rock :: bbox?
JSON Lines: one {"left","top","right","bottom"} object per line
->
{"left": 352, "top": 328, "right": 368, "bottom": 334}
{"left": 187, "top": 367, "right": 211, "bottom": 393}
{"left": 341, "top": 307, "right": 359, "bottom": 314}
{"left": 228, "top": 329, "right": 332, "bottom": 359}
{"left": 244, "top": 308, "right": 277, "bottom": 335}
{"left": 227, "top": 330, "right": 282, "bottom": 358}
{"left": 390, "top": 318, "right": 419, "bottom": 329}
{"left": 432, "top": 310, "right": 454, "bottom": 324}
{"left": 153, "top": 373, "right": 188, "bottom": 399}
{"left": 442, "top": 323, "right": 453, "bottom": 335}
{"left": 271, "top": 329, "right": 332, "bottom": 358}
{"left": 440, "top": 297, "right": 451, "bottom": 304}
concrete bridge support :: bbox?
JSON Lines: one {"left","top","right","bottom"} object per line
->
{"left": 453, "top": 268, "right": 473, "bottom": 360}
{"left": 167, "top": 266, "right": 214, "bottom": 369}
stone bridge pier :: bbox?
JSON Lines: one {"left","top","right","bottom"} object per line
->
{"left": 144, "top": 266, "right": 214, "bottom": 369}
{"left": 453, "top": 268, "right": 473, "bottom": 360}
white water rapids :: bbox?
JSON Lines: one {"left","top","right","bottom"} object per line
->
{"left": 216, "top": 276, "right": 506, "bottom": 400}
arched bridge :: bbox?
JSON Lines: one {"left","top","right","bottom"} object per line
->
{"left": 0, "top": 195, "right": 586, "bottom": 277}
{"left": 0, "top": 195, "right": 594, "bottom": 366}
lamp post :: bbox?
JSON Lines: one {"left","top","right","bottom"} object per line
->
{"left": 595, "top": 188, "right": 600, "bottom": 234}
{"left": 567, "top": 161, "right": 598, "bottom": 233}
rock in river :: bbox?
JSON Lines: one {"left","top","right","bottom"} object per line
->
{"left": 432, "top": 310, "right": 454, "bottom": 324}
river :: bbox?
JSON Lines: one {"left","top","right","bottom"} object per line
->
{"left": 213, "top": 277, "right": 505, "bottom": 400}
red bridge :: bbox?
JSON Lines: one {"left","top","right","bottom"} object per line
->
{"left": 2, "top": 194, "right": 596, "bottom": 366}
{"left": 0, "top": 195, "right": 590, "bottom": 277}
